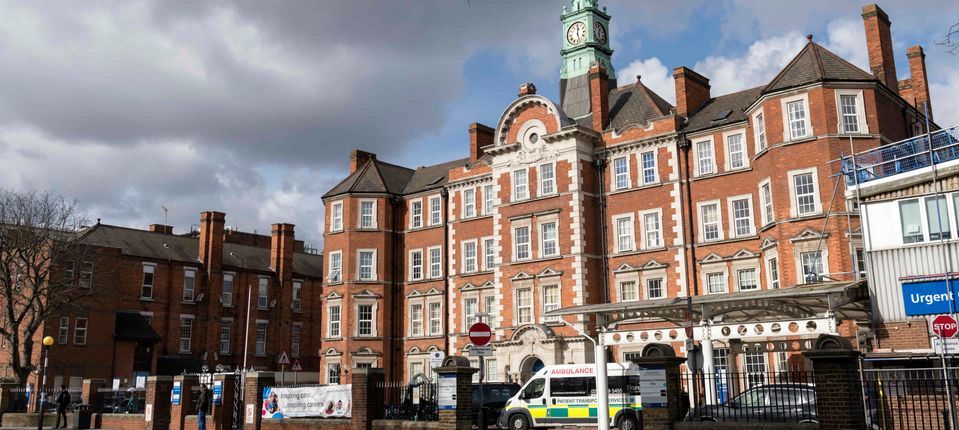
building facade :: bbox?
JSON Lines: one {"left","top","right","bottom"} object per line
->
{"left": 321, "top": 2, "right": 939, "bottom": 385}
{"left": 0, "top": 212, "right": 323, "bottom": 389}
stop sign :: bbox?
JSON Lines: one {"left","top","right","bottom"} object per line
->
{"left": 469, "top": 322, "right": 492, "bottom": 346}
{"left": 932, "top": 315, "right": 958, "bottom": 338}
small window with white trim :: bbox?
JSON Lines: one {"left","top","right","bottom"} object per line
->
{"left": 463, "top": 241, "right": 478, "bottom": 272}
{"left": 430, "top": 196, "right": 442, "bottom": 225}
{"left": 725, "top": 132, "right": 747, "bottom": 170}
{"left": 463, "top": 189, "right": 476, "bottom": 218}
{"left": 641, "top": 151, "right": 657, "bottom": 185}
{"left": 330, "top": 201, "right": 343, "bottom": 232}
{"left": 613, "top": 156, "right": 630, "bottom": 190}
{"left": 513, "top": 169, "right": 529, "bottom": 201}
{"left": 514, "top": 227, "right": 531, "bottom": 261}
{"left": 836, "top": 90, "right": 868, "bottom": 135}
{"left": 707, "top": 273, "right": 726, "bottom": 294}
{"left": 540, "top": 163, "right": 556, "bottom": 195}
{"left": 753, "top": 110, "right": 767, "bottom": 151}
{"left": 411, "top": 200, "right": 423, "bottom": 228}
{"left": 359, "top": 199, "right": 376, "bottom": 229}
{"left": 696, "top": 140, "right": 714, "bottom": 176}
{"left": 737, "top": 268, "right": 758, "bottom": 291}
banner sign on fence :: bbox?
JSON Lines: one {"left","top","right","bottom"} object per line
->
{"left": 261, "top": 385, "right": 352, "bottom": 418}
{"left": 902, "top": 280, "right": 958, "bottom": 316}
{"left": 213, "top": 381, "right": 223, "bottom": 406}
{"left": 437, "top": 374, "right": 456, "bottom": 410}
{"left": 636, "top": 366, "right": 667, "bottom": 408}
{"left": 171, "top": 381, "right": 181, "bottom": 406}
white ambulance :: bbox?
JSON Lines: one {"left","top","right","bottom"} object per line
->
{"left": 496, "top": 363, "right": 643, "bottom": 429}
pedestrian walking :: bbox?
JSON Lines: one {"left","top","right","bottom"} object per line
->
{"left": 54, "top": 385, "right": 70, "bottom": 428}
{"left": 196, "top": 384, "right": 211, "bottom": 430}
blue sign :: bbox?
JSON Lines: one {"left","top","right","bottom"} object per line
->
{"left": 171, "top": 381, "right": 181, "bottom": 406}
{"left": 213, "top": 381, "right": 222, "bottom": 406}
{"left": 903, "top": 280, "right": 959, "bottom": 316}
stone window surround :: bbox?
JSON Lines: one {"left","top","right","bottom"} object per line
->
{"left": 835, "top": 89, "right": 869, "bottom": 135}
{"left": 612, "top": 212, "right": 635, "bottom": 253}
{"left": 358, "top": 198, "right": 378, "bottom": 229}
{"left": 409, "top": 197, "right": 424, "bottom": 229}
{"left": 726, "top": 194, "right": 756, "bottom": 238}
{"left": 638, "top": 208, "right": 663, "bottom": 250}
{"left": 697, "top": 199, "right": 725, "bottom": 243}
{"left": 722, "top": 128, "right": 750, "bottom": 171}
{"left": 787, "top": 167, "right": 822, "bottom": 218}
{"left": 780, "top": 93, "right": 813, "bottom": 142}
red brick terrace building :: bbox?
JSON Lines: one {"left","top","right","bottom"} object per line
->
{"left": 321, "top": 2, "right": 939, "bottom": 385}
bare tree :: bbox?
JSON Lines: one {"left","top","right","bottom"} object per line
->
{"left": 0, "top": 190, "right": 101, "bottom": 384}
{"left": 938, "top": 22, "right": 959, "bottom": 55}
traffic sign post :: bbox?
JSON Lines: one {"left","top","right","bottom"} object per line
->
{"left": 469, "top": 322, "right": 492, "bottom": 346}
{"left": 277, "top": 351, "right": 290, "bottom": 385}
{"left": 469, "top": 319, "right": 492, "bottom": 428}
{"left": 933, "top": 315, "right": 958, "bottom": 339}
{"left": 291, "top": 359, "right": 302, "bottom": 384}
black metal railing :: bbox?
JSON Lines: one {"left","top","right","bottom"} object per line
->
{"left": 379, "top": 381, "right": 438, "bottom": 421}
{"left": 6, "top": 387, "right": 82, "bottom": 413}
{"left": 862, "top": 367, "right": 959, "bottom": 430}
{"left": 682, "top": 369, "right": 818, "bottom": 423}
{"left": 95, "top": 387, "right": 146, "bottom": 414}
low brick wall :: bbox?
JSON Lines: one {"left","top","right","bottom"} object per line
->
{"left": 93, "top": 413, "right": 145, "bottom": 430}
{"left": 675, "top": 422, "right": 819, "bottom": 430}
{"left": 1, "top": 412, "right": 74, "bottom": 427}
{"left": 258, "top": 417, "right": 353, "bottom": 430}
{"left": 372, "top": 419, "right": 442, "bottom": 430}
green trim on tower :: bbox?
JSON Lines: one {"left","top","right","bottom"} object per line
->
{"left": 559, "top": 0, "right": 614, "bottom": 80}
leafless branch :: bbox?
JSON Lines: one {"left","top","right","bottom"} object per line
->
{"left": 937, "top": 22, "right": 959, "bottom": 55}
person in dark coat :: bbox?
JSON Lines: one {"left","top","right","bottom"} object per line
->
{"left": 196, "top": 384, "right": 211, "bottom": 430}
{"left": 55, "top": 385, "right": 70, "bottom": 428}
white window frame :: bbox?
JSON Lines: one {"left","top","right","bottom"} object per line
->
{"left": 620, "top": 280, "right": 639, "bottom": 302}
{"left": 58, "top": 317, "right": 69, "bottom": 345}
{"left": 182, "top": 268, "right": 196, "bottom": 303}
{"left": 539, "top": 162, "right": 556, "bottom": 196}
{"left": 613, "top": 214, "right": 635, "bottom": 253}
{"left": 788, "top": 167, "right": 822, "bottom": 217}
{"left": 723, "top": 129, "right": 749, "bottom": 170}
{"left": 222, "top": 272, "right": 234, "bottom": 307}
{"left": 727, "top": 194, "right": 756, "bottom": 238}
{"left": 255, "top": 320, "right": 268, "bottom": 356}
{"left": 513, "top": 226, "right": 531, "bottom": 261}
{"left": 540, "top": 221, "right": 559, "bottom": 257}
{"left": 357, "top": 249, "right": 377, "bottom": 281}
{"left": 330, "top": 201, "right": 344, "bottom": 232}
{"left": 759, "top": 178, "right": 774, "bottom": 226}
{"left": 483, "top": 185, "right": 494, "bottom": 215}
{"left": 409, "top": 249, "right": 424, "bottom": 281}
{"left": 257, "top": 277, "right": 269, "bottom": 309}
{"left": 464, "top": 297, "right": 479, "bottom": 327}
{"left": 73, "top": 317, "right": 88, "bottom": 345}
{"left": 141, "top": 263, "right": 156, "bottom": 300}
{"left": 613, "top": 156, "right": 630, "bottom": 190}
{"left": 483, "top": 238, "right": 495, "bottom": 271}
{"left": 698, "top": 200, "right": 724, "bottom": 242}
{"left": 737, "top": 268, "right": 759, "bottom": 291}
{"left": 328, "top": 251, "right": 342, "bottom": 283}
{"left": 428, "top": 246, "right": 442, "bottom": 279}
{"left": 463, "top": 189, "right": 476, "bottom": 218}
{"left": 781, "top": 93, "right": 812, "bottom": 141}
{"left": 358, "top": 199, "right": 377, "bottom": 229}
{"left": 706, "top": 272, "right": 727, "bottom": 294}
{"left": 695, "top": 138, "right": 716, "bottom": 176}
{"left": 356, "top": 302, "right": 377, "bottom": 337}
{"left": 640, "top": 150, "right": 658, "bottom": 185}
{"left": 835, "top": 90, "right": 868, "bottom": 135}
{"left": 766, "top": 255, "right": 780, "bottom": 289}
{"left": 410, "top": 303, "right": 423, "bottom": 337}
{"left": 639, "top": 209, "right": 662, "bottom": 250}
{"left": 428, "top": 301, "right": 442, "bottom": 335}
{"left": 753, "top": 109, "right": 767, "bottom": 152}
{"left": 219, "top": 318, "right": 232, "bottom": 355}
{"left": 291, "top": 322, "right": 302, "bottom": 358}
{"left": 542, "top": 285, "right": 560, "bottom": 323}
{"left": 798, "top": 250, "right": 827, "bottom": 284}
{"left": 512, "top": 169, "right": 529, "bottom": 201}
{"left": 410, "top": 199, "right": 423, "bottom": 229}
{"left": 327, "top": 304, "right": 341, "bottom": 338}
{"left": 516, "top": 288, "right": 533, "bottom": 325}
{"left": 462, "top": 240, "right": 478, "bottom": 273}
{"left": 291, "top": 280, "right": 302, "bottom": 312}
{"left": 646, "top": 277, "right": 665, "bottom": 299}
{"left": 178, "top": 316, "right": 193, "bottom": 353}
{"left": 429, "top": 196, "right": 442, "bottom": 226}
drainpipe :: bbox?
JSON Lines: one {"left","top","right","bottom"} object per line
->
{"left": 679, "top": 136, "right": 699, "bottom": 296}
{"left": 594, "top": 158, "right": 610, "bottom": 306}
{"left": 441, "top": 188, "right": 451, "bottom": 355}
{"left": 389, "top": 195, "right": 402, "bottom": 383}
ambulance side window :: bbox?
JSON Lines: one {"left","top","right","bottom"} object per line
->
{"left": 523, "top": 378, "right": 545, "bottom": 399}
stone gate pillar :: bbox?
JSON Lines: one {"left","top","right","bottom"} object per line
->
{"left": 803, "top": 335, "right": 866, "bottom": 430}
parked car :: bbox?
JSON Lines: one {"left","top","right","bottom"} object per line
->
{"left": 685, "top": 383, "right": 818, "bottom": 423}
{"left": 473, "top": 383, "right": 520, "bottom": 428}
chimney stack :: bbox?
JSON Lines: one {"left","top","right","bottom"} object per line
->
{"left": 469, "top": 123, "right": 494, "bottom": 162}
{"left": 199, "top": 211, "right": 225, "bottom": 276}
{"left": 862, "top": 4, "right": 898, "bottom": 94}
{"left": 350, "top": 149, "right": 377, "bottom": 174}
{"left": 271, "top": 223, "right": 295, "bottom": 283}
{"left": 589, "top": 63, "right": 610, "bottom": 132}
{"left": 673, "top": 66, "right": 711, "bottom": 117}
{"left": 149, "top": 224, "right": 173, "bottom": 234}
{"left": 906, "top": 45, "right": 932, "bottom": 120}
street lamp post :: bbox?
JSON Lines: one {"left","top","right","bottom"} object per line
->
{"left": 37, "top": 336, "right": 55, "bottom": 430}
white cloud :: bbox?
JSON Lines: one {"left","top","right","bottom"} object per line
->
{"left": 616, "top": 57, "right": 675, "bottom": 103}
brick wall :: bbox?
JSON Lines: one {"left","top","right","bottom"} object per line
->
{"left": 94, "top": 413, "right": 145, "bottom": 430}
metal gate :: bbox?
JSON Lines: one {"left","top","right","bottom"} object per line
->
{"left": 861, "top": 367, "right": 959, "bottom": 429}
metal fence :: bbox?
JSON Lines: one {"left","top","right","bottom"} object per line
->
{"left": 6, "top": 387, "right": 82, "bottom": 413}
{"left": 842, "top": 124, "right": 959, "bottom": 186}
{"left": 682, "top": 370, "right": 818, "bottom": 423}
{"left": 862, "top": 367, "right": 959, "bottom": 430}
{"left": 379, "top": 381, "right": 438, "bottom": 421}
{"left": 95, "top": 387, "right": 145, "bottom": 414}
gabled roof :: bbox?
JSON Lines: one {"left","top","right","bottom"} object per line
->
{"left": 683, "top": 86, "right": 764, "bottom": 134}
{"left": 607, "top": 80, "right": 674, "bottom": 132}
{"left": 79, "top": 224, "right": 324, "bottom": 278}
{"left": 403, "top": 158, "right": 469, "bottom": 194}
{"left": 764, "top": 40, "right": 875, "bottom": 94}
{"left": 324, "top": 157, "right": 468, "bottom": 199}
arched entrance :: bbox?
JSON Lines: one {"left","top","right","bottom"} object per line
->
{"left": 519, "top": 355, "right": 545, "bottom": 383}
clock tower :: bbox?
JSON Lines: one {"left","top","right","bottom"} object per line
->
{"left": 559, "top": 0, "right": 615, "bottom": 119}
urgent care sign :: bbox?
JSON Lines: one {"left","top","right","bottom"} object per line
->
{"left": 902, "top": 279, "right": 958, "bottom": 316}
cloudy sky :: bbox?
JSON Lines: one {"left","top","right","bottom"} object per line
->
{"left": 0, "top": 0, "right": 956, "bottom": 248}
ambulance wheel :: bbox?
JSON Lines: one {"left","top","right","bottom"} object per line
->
{"left": 508, "top": 414, "right": 529, "bottom": 430}
{"left": 617, "top": 414, "right": 640, "bottom": 430}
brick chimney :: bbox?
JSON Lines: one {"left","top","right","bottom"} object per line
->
{"left": 199, "top": 211, "right": 225, "bottom": 276}
{"left": 673, "top": 66, "right": 710, "bottom": 117}
{"left": 906, "top": 45, "right": 932, "bottom": 120}
{"left": 862, "top": 4, "right": 898, "bottom": 94}
{"left": 149, "top": 224, "right": 173, "bottom": 234}
{"left": 589, "top": 62, "right": 610, "bottom": 132}
{"left": 350, "top": 150, "right": 376, "bottom": 174}
{"left": 271, "top": 223, "right": 295, "bottom": 283}
{"left": 469, "top": 123, "right": 494, "bottom": 162}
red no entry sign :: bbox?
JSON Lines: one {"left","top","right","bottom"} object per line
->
{"left": 932, "top": 315, "right": 958, "bottom": 338}
{"left": 469, "top": 322, "right": 492, "bottom": 346}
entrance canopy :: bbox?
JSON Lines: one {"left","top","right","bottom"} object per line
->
{"left": 546, "top": 281, "right": 869, "bottom": 326}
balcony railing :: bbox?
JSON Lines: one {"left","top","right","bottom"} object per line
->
{"left": 842, "top": 125, "right": 959, "bottom": 186}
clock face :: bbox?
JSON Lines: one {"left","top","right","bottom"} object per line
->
{"left": 566, "top": 21, "right": 587, "bottom": 45}
{"left": 593, "top": 22, "right": 607, "bottom": 45}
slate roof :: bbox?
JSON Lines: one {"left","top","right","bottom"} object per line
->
{"left": 324, "top": 157, "right": 469, "bottom": 198}
{"left": 764, "top": 40, "right": 875, "bottom": 93}
{"left": 79, "top": 224, "right": 324, "bottom": 278}
{"left": 683, "top": 86, "right": 765, "bottom": 134}
{"left": 607, "top": 81, "right": 675, "bottom": 132}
